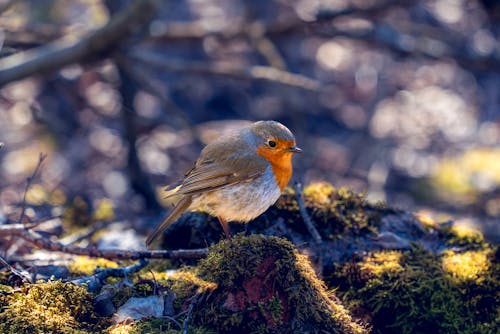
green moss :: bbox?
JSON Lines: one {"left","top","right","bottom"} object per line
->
{"left": 441, "top": 224, "right": 486, "bottom": 248}
{"left": 272, "top": 182, "right": 379, "bottom": 240}
{"left": 111, "top": 281, "right": 156, "bottom": 308}
{"left": 194, "top": 234, "right": 366, "bottom": 333}
{"left": 330, "top": 245, "right": 500, "bottom": 334}
{"left": 107, "top": 319, "right": 215, "bottom": 334}
{"left": 0, "top": 280, "right": 104, "bottom": 333}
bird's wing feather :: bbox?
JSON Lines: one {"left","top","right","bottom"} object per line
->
{"left": 145, "top": 196, "right": 192, "bottom": 246}
{"left": 166, "top": 160, "right": 264, "bottom": 197}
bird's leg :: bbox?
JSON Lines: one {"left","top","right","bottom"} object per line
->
{"left": 217, "top": 217, "right": 231, "bottom": 238}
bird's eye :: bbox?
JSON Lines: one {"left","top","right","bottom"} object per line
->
{"left": 268, "top": 140, "right": 277, "bottom": 148}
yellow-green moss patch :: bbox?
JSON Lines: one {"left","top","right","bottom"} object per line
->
{"left": 330, "top": 245, "right": 500, "bottom": 334}
{"left": 0, "top": 280, "right": 103, "bottom": 334}
{"left": 68, "top": 256, "right": 119, "bottom": 276}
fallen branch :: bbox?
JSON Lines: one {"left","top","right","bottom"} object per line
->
{"left": 127, "top": 49, "right": 320, "bottom": 91}
{"left": 0, "top": 0, "right": 159, "bottom": 87}
{"left": 72, "top": 259, "right": 148, "bottom": 292}
{"left": 0, "top": 255, "right": 32, "bottom": 283}
{"left": 0, "top": 224, "right": 208, "bottom": 260}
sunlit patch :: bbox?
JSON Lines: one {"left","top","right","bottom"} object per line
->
{"left": 26, "top": 184, "right": 48, "bottom": 205}
{"left": 103, "top": 171, "right": 128, "bottom": 198}
{"left": 415, "top": 212, "right": 437, "bottom": 228}
{"left": 446, "top": 223, "right": 484, "bottom": 246}
{"left": 67, "top": 256, "right": 118, "bottom": 276}
{"left": 360, "top": 251, "right": 403, "bottom": 277}
{"left": 442, "top": 249, "right": 490, "bottom": 282}
{"left": 303, "top": 182, "right": 335, "bottom": 207}
{"left": 316, "top": 40, "right": 353, "bottom": 71}
{"left": 430, "top": 148, "right": 500, "bottom": 203}
{"left": 49, "top": 188, "right": 67, "bottom": 206}
{"left": 93, "top": 198, "right": 115, "bottom": 222}
{"left": 432, "top": 0, "right": 464, "bottom": 24}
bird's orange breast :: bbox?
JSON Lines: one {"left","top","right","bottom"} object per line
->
{"left": 256, "top": 140, "right": 294, "bottom": 190}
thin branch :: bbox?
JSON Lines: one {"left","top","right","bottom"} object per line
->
{"left": 183, "top": 294, "right": 200, "bottom": 334}
{"left": 0, "top": 255, "right": 33, "bottom": 283}
{"left": 293, "top": 182, "right": 323, "bottom": 245}
{"left": 127, "top": 49, "right": 320, "bottom": 91}
{"left": 0, "top": 224, "right": 208, "bottom": 260}
{"left": 0, "top": 0, "right": 160, "bottom": 87}
{"left": 72, "top": 259, "right": 149, "bottom": 292}
{"left": 18, "top": 153, "right": 46, "bottom": 225}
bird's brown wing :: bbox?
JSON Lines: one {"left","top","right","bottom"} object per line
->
{"left": 168, "top": 136, "right": 268, "bottom": 197}
{"left": 168, "top": 160, "right": 261, "bottom": 197}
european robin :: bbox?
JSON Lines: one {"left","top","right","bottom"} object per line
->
{"left": 146, "top": 120, "right": 302, "bottom": 246}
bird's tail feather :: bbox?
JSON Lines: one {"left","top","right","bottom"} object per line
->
{"left": 145, "top": 196, "right": 192, "bottom": 247}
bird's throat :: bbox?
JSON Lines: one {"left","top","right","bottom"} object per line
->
{"left": 256, "top": 147, "right": 293, "bottom": 190}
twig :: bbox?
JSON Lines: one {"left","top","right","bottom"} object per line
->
{"left": 0, "top": 0, "right": 160, "bottom": 87}
{"left": 0, "top": 224, "right": 209, "bottom": 260}
{"left": 18, "top": 153, "right": 46, "bottom": 225}
{"left": 0, "top": 255, "right": 32, "bottom": 283}
{"left": 293, "top": 182, "right": 323, "bottom": 245}
{"left": 127, "top": 49, "right": 320, "bottom": 91}
{"left": 72, "top": 259, "right": 148, "bottom": 292}
{"left": 183, "top": 294, "right": 200, "bottom": 334}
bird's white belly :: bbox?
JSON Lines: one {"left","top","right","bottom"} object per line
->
{"left": 190, "top": 167, "right": 281, "bottom": 222}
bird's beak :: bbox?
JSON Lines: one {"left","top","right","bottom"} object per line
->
{"left": 286, "top": 146, "right": 303, "bottom": 153}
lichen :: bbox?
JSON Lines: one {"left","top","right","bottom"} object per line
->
{"left": 0, "top": 280, "right": 104, "bottom": 333}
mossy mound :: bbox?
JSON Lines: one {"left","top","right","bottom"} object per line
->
{"left": 191, "top": 234, "right": 366, "bottom": 334}
{"left": 329, "top": 245, "right": 500, "bottom": 334}
{"left": 251, "top": 183, "right": 381, "bottom": 241}
{"left": 160, "top": 182, "right": 382, "bottom": 254}
{"left": 0, "top": 280, "right": 104, "bottom": 334}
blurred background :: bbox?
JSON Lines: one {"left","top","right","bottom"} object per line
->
{"left": 0, "top": 0, "right": 499, "bottom": 243}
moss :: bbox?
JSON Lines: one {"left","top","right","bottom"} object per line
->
{"left": 272, "top": 182, "right": 379, "bottom": 240}
{"left": 0, "top": 280, "right": 104, "bottom": 333}
{"left": 107, "top": 320, "right": 215, "bottom": 334}
{"left": 68, "top": 256, "right": 120, "bottom": 276}
{"left": 442, "top": 224, "right": 485, "bottom": 248}
{"left": 442, "top": 249, "right": 491, "bottom": 282}
{"left": 111, "top": 281, "right": 156, "bottom": 308}
{"left": 194, "top": 234, "right": 366, "bottom": 333}
{"left": 329, "top": 245, "right": 500, "bottom": 334}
